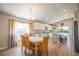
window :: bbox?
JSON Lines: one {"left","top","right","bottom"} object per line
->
{"left": 58, "top": 27, "right": 69, "bottom": 33}
{"left": 14, "top": 22, "right": 30, "bottom": 41}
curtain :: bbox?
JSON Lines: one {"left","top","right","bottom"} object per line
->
{"left": 29, "top": 20, "right": 33, "bottom": 36}
{"left": 8, "top": 18, "right": 17, "bottom": 48}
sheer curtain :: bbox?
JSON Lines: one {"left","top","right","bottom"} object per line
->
{"left": 14, "top": 22, "right": 30, "bottom": 46}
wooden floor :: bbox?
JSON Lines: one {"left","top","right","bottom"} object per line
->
{"left": 48, "top": 40, "right": 76, "bottom": 56}
{"left": 0, "top": 39, "right": 79, "bottom": 56}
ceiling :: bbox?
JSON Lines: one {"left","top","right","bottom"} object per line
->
{"left": 0, "top": 3, "right": 77, "bottom": 24}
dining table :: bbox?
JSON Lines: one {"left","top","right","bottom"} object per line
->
{"left": 29, "top": 36, "right": 43, "bottom": 56}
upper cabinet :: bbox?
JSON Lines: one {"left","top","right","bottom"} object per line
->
{"left": 33, "top": 22, "right": 52, "bottom": 30}
{"left": 33, "top": 22, "right": 44, "bottom": 30}
{"left": 48, "top": 25, "right": 52, "bottom": 30}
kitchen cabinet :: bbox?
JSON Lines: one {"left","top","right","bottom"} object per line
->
{"left": 52, "top": 33, "right": 68, "bottom": 43}
{"left": 48, "top": 25, "right": 52, "bottom": 30}
{"left": 33, "top": 22, "right": 52, "bottom": 30}
{"left": 33, "top": 22, "right": 43, "bottom": 30}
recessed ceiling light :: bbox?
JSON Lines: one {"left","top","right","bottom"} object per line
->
{"left": 31, "top": 17, "right": 37, "bottom": 20}
{"left": 64, "top": 9, "right": 66, "bottom": 12}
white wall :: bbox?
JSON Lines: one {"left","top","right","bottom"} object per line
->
{"left": 0, "top": 12, "right": 26, "bottom": 50}
{"left": 0, "top": 12, "right": 9, "bottom": 50}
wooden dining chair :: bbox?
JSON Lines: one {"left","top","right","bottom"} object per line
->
{"left": 21, "top": 35, "right": 25, "bottom": 54}
{"left": 37, "top": 36, "right": 49, "bottom": 56}
{"left": 21, "top": 35, "right": 35, "bottom": 55}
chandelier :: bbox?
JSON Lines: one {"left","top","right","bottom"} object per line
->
{"left": 27, "top": 8, "right": 36, "bottom": 20}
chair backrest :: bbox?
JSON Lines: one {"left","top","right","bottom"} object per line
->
{"left": 21, "top": 35, "right": 25, "bottom": 46}
{"left": 42, "top": 36, "right": 48, "bottom": 53}
{"left": 21, "top": 35, "right": 30, "bottom": 49}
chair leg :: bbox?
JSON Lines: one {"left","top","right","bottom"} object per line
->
{"left": 24, "top": 48, "right": 31, "bottom": 56}
{"left": 21, "top": 46, "right": 23, "bottom": 55}
{"left": 24, "top": 48, "right": 27, "bottom": 55}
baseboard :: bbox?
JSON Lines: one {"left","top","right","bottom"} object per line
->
{"left": 0, "top": 47, "right": 8, "bottom": 51}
